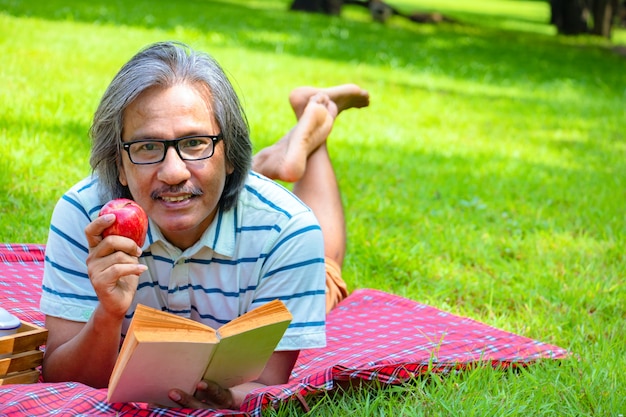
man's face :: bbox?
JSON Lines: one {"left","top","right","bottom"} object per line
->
{"left": 119, "top": 83, "right": 233, "bottom": 250}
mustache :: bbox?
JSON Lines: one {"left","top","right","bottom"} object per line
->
{"left": 150, "top": 185, "right": 204, "bottom": 200}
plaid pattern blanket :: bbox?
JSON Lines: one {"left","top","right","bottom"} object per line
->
{"left": 0, "top": 244, "right": 568, "bottom": 416}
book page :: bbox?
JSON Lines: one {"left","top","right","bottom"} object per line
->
{"left": 203, "top": 318, "right": 291, "bottom": 387}
{"left": 132, "top": 328, "right": 217, "bottom": 343}
{"left": 107, "top": 301, "right": 292, "bottom": 405}
{"left": 108, "top": 339, "right": 217, "bottom": 407}
{"left": 130, "top": 304, "right": 218, "bottom": 334}
{"left": 108, "top": 304, "right": 220, "bottom": 406}
{"left": 218, "top": 299, "right": 292, "bottom": 338}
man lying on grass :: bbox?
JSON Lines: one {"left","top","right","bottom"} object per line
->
{"left": 39, "top": 40, "right": 368, "bottom": 409}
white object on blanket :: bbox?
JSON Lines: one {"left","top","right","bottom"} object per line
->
{"left": 0, "top": 306, "right": 20, "bottom": 336}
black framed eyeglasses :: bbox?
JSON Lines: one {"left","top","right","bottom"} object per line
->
{"left": 122, "top": 134, "right": 223, "bottom": 165}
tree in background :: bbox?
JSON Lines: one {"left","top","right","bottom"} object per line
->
{"left": 289, "top": 0, "right": 455, "bottom": 25}
{"left": 289, "top": 0, "right": 343, "bottom": 15}
{"left": 289, "top": 0, "right": 624, "bottom": 39}
{"left": 549, "top": 0, "right": 623, "bottom": 38}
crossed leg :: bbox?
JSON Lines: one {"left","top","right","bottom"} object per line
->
{"left": 252, "top": 85, "right": 370, "bottom": 311}
{"left": 252, "top": 84, "right": 370, "bottom": 184}
{"left": 288, "top": 84, "right": 370, "bottom": 119}
{"left": 252, "top": 93, "right": 337, "bottom": 183}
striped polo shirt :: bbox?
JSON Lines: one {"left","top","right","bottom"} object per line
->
{"left": 40, "top": 171, "right": 327, "bottom": 350}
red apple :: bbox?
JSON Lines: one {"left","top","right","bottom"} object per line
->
{"left": 99, "top": 198, "right": 148, "bottom": 247}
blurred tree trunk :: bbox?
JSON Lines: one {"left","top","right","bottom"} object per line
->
{"left": 290, "top": 0, "right": 621, "bottom": 38}
{"left": 289, "top": 0, "right": 343, "bottom": 15}
{"left": 549, "top": 0, "right": 620, "bottom": 38}
{"left": 550, "top": 0, "right": 588, "bottom": 34}
{"left": 589, "top": 0, "right": 619, "bottom": 37}
{"left": 289, "top": 0, "right": 458, "bottom": 25}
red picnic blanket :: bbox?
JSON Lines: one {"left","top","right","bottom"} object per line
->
{"left": 0, "top": 244, "right": 568, "bottom": 416}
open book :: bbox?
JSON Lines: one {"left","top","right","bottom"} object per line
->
{"left": 107, "top": 300, "right": 292, "bottom": 407}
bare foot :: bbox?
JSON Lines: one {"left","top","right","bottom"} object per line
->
{"left": 253, "top": 93, "right": 337, "bottom": 182}
{"left": 289, "top": 84, "right": 369, "bottom": 119}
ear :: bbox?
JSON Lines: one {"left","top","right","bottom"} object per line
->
{"left": 118, "top": 157, "right": 128, "bottom": 186}
{"left": 222, "top": 142, "right": 234, "bottom": 175}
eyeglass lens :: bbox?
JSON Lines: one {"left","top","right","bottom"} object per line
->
{"left": 129, "top": 137, "right": 215, "bottom": 164}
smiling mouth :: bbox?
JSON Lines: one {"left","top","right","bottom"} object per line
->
{"left": 160, "top": 195, "right": 193, "bottom": 203}
{"left": 152, "top": 185, "right": 204, "bottom": 202}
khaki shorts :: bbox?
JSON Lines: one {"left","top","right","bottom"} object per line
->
{"left": 325, "top": 257, "right": 349, "bottom": 313}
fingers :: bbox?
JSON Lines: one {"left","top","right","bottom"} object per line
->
{"left": 84, "top": 216, "right": 146, "bottom": 318}
{"left": 167, "top": 381, "right": 234, "bottom": 410}
{"left": 85, "top": 213, "right": 115, "bottom": 250}
{"left": 86, "top": 215, "right": 142, "bottom": 257}
{"left": 88, "top": 259, "right": 145, "bottom": 290}
{"left": 86, "top": 231, "right": 145, "bottom": 287}
{"left": 195, "top": 380, "right": 233, "bottom": 408}
{"left": 168, "top": 389, "right": 213, "bottom": 409}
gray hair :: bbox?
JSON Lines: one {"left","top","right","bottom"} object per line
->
{"left": 89, "top": 41, "right": 252, "bottom": 211}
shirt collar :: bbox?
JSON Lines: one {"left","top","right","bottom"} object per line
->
{"left": 143, "top": 205, "right": 237, "bottom": 258}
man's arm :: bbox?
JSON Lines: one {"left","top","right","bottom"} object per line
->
{"left": 42, "top": 214, "right": 147, "bottom": 386}
{"left": 42, "top": 308, "right": 123, "bottom": 387}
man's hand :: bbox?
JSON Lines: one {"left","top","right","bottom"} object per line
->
{"left": 166, "top": 334, "right": 299, "bottom": 410}
{"left": 85, "top": 214, "right": 147, "bottom": 318}
{"left": 168, "top": 380, "right": 235, "bottom": 410}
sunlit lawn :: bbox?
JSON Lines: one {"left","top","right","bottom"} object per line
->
{"left": 1, "top": 0, "right": 624, "bottom": 414}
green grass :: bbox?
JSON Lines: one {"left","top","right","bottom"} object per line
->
{"left": 1, "top": 0, "right": 625, "bottom": 415}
